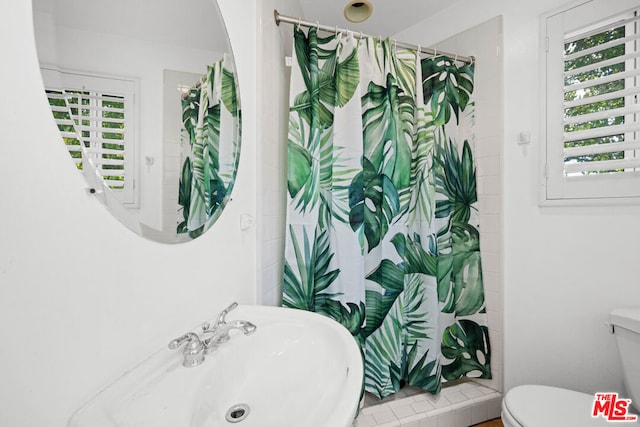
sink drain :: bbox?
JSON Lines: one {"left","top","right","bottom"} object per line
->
{"left": 225, "top": 404, "right": 250, "bottom": 423}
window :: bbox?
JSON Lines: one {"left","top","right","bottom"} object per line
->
{"left": 543, "top": 0, "right": 640, "bottom": 203}
{"left": 41, "top": 68, "right": 138, "bottom": 206}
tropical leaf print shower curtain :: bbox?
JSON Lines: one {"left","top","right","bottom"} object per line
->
{"left": 178, "top": 56, "right": 239, "bottom": 238}
{"left": 283, "top": 27, "right": 491, "bottom": 398}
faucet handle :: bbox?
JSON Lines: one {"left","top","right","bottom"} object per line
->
{"left": 216, "top": 302, "right": 238, "bottom": 326}
{"left": 201, "top": 302, "right": 239, "bottom": 333}
{"left": 168, "top": 332, "right": 201, "bottom": 350}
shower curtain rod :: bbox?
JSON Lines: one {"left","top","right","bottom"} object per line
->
{"left": 273, "top": 9, "right": 474, "bottom": 65}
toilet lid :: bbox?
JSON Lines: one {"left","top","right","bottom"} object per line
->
{"left": 503, "top": 385, "right": 617, "bottom": 426}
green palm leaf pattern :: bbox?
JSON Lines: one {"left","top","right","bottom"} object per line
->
{"left": 422, "top": 57, "right": 474, "bottom": 126}
{"left": 288, "top": 27, "right": 360, "bottom": 224}
{"left": 408, "top": 107, "right": 436, "bottom": 227}
{"left": 291, "top": 27, "right": 360, "bottom": 129}
{"left": 288, "top": 117, "right": 358, "bottom": 228}
{"left": 348, "top": 157, "right": 401, "bottom": 253}
{"left": 435, "top": 139, "right": 477, "bottom": 226}
{"left": 284, "top": 30, "right": 490, "bottom": 401}
{"left": 362, "top": 74, "right": 414, "bottom": 191}
{"left": 177, "top": 58, "right": 239, "bottom": 238}
{"left": 335, "top": 42, "right": 360, "bottom": 107}
{"left": 365, "top": 232, "right": 437, "bottom": 339}
{"left": 181, "top": 87, "right": 199, "bottom": 143}
{"left": 291, "top": 28, "right": 334, "bottom": 129}
{"left": 438, "top": 223, "right": 485, "bottom": 316}
{"left": 221, "top": 67, "right": 238, "bottom": 116}
{"left": 441, "top": 320, "right": 491, "bottom": 380}
{"left": 364, "top": 310, "right": 403, "bottom": 397}
{"left": 177, "top": 158, "right": 192, "bottom": 235}
{"left": 365, "top": 257, "right": 405, "bottom": 337}
{"left": 283, "top": 225, "right": 366, "bottom": 339}
{"left": 366, "top": 39, "right": 417, "bottom": 99}
{"left": 390, "top": 48, "right": 418, "bottom": 100}
{"left": 287, "top": 127, "right": 313, "bottom": 200}
{"left": 406, "top": 344, "right": 441, "bottom": 394}
{"left": 364, "top": 273, "right": 437, "bottom": 398}
{"left": 283, "top": 225, "right": 340, "bottom": 311}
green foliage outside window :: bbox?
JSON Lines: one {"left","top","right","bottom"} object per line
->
{"left": 563, "top": 26, "right": 627, "bottom": 172}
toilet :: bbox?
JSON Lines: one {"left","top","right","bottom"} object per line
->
{"left": 502, "top": 308, "right": 640, "bottom": 426}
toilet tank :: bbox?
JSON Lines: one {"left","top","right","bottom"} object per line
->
{"left": 611, "top": 308, "right": 640, "bottom": 410}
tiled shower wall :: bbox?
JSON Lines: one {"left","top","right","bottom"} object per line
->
{"left": 256, "top": 0, "right": 302, "bottom": 306}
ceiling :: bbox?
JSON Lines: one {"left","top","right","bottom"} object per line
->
{"left": 31, "top": 0, "right": 228, "bottom": 53}
{"left": 31, "top": 0, "right": 460, "bottom": 53}
{"left": 297, "top": 0, "right": 462, "bottom": 38}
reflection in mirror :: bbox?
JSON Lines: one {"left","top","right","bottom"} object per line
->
{"left": 32, "top": 0, "right": 241, "bottom": 243}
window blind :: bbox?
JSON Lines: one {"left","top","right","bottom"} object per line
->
{"left": 563, "top": 11, "right": 640, "bottom": 176}
{"left": 46, "top": 89, "right": 126, "bottom": 189}
{"left": 41, "top": 68, "right": 137, "bottom": 205}
{"left": 46, "top": 89, "right": 84, "bottom": 170}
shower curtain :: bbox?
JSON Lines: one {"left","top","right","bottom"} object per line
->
{"left": 283, "top": 27, "right": 491, "bottom": 398}
{"left": 178, "top": 56, "right": 239, "bottom": 238}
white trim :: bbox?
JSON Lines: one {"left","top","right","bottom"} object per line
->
{"left": 540, "top": 0, "right": 640, "bottom": 206}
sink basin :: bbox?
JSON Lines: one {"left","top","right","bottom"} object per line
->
{"left": 68, "top": 305, "right": 363, "bottom": 427}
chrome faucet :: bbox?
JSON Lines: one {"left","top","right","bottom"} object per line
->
{"left": 168, "top": 302, "right": 257, "bottom": 367}
{"left": 168, "top": 332, "right": 205, "bottom": 367}
{"left": 201, "top": 302, "right": 257, "bottom": 350}
{"left": 202, "top": 319, "right": 257, "bottom": 351}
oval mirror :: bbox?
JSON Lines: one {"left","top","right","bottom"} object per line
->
{"left": 32, "top": 0, "right": 241, "bottom": 243}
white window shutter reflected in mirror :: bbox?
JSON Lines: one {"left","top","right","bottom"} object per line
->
{"left": 42, "top": 68, "right": 137, "bottom": 206}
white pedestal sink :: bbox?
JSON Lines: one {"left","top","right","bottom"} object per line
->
{"left": 69, "top": 305, "right": 364, "bottom": 427}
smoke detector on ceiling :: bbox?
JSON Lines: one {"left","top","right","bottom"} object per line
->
{"left": 344, "top": 0, "right": 373, "bottom": 23}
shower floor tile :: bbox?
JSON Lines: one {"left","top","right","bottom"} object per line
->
{"left": 356, "top": 381, "right": 502, "bottom": 427}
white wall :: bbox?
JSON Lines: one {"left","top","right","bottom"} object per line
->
{"left": 255, "top": 0, "right": 303, "bottom": 305}
{"left": 398, "top": 0, "right": 640, "bottom": 396}
{"left": 0, "top": 1, "right": 257, "bottom": 426}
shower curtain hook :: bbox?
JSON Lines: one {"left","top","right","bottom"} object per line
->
{"left": 433, "top": 48, "right": 437, "bottom": 59}
{"left": 316, "top": 21, "right": 320, "bottom": 31}
{"left": 394, "top": 39, "right": 397, "bottom": 51}
{"left": 359, "top": 31, "right": 363, "bottom": 40}
{"left": 335, "top": 25, "right": 338, "bottom": 36}
{"left": 296, "top": 17, "right": 301, "bottom": 30}
{"left": 454, "top": 53, "right": 458, "bottom": 63}
{"left": 417, "top": 45, "right": 421, "bottom": 58}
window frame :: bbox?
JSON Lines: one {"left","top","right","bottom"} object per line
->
{"left": 40, "top": 66, "right": 140, "bottom": 207}
{"left": 541, "top": 0, "right": 640, "bottom": 206}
